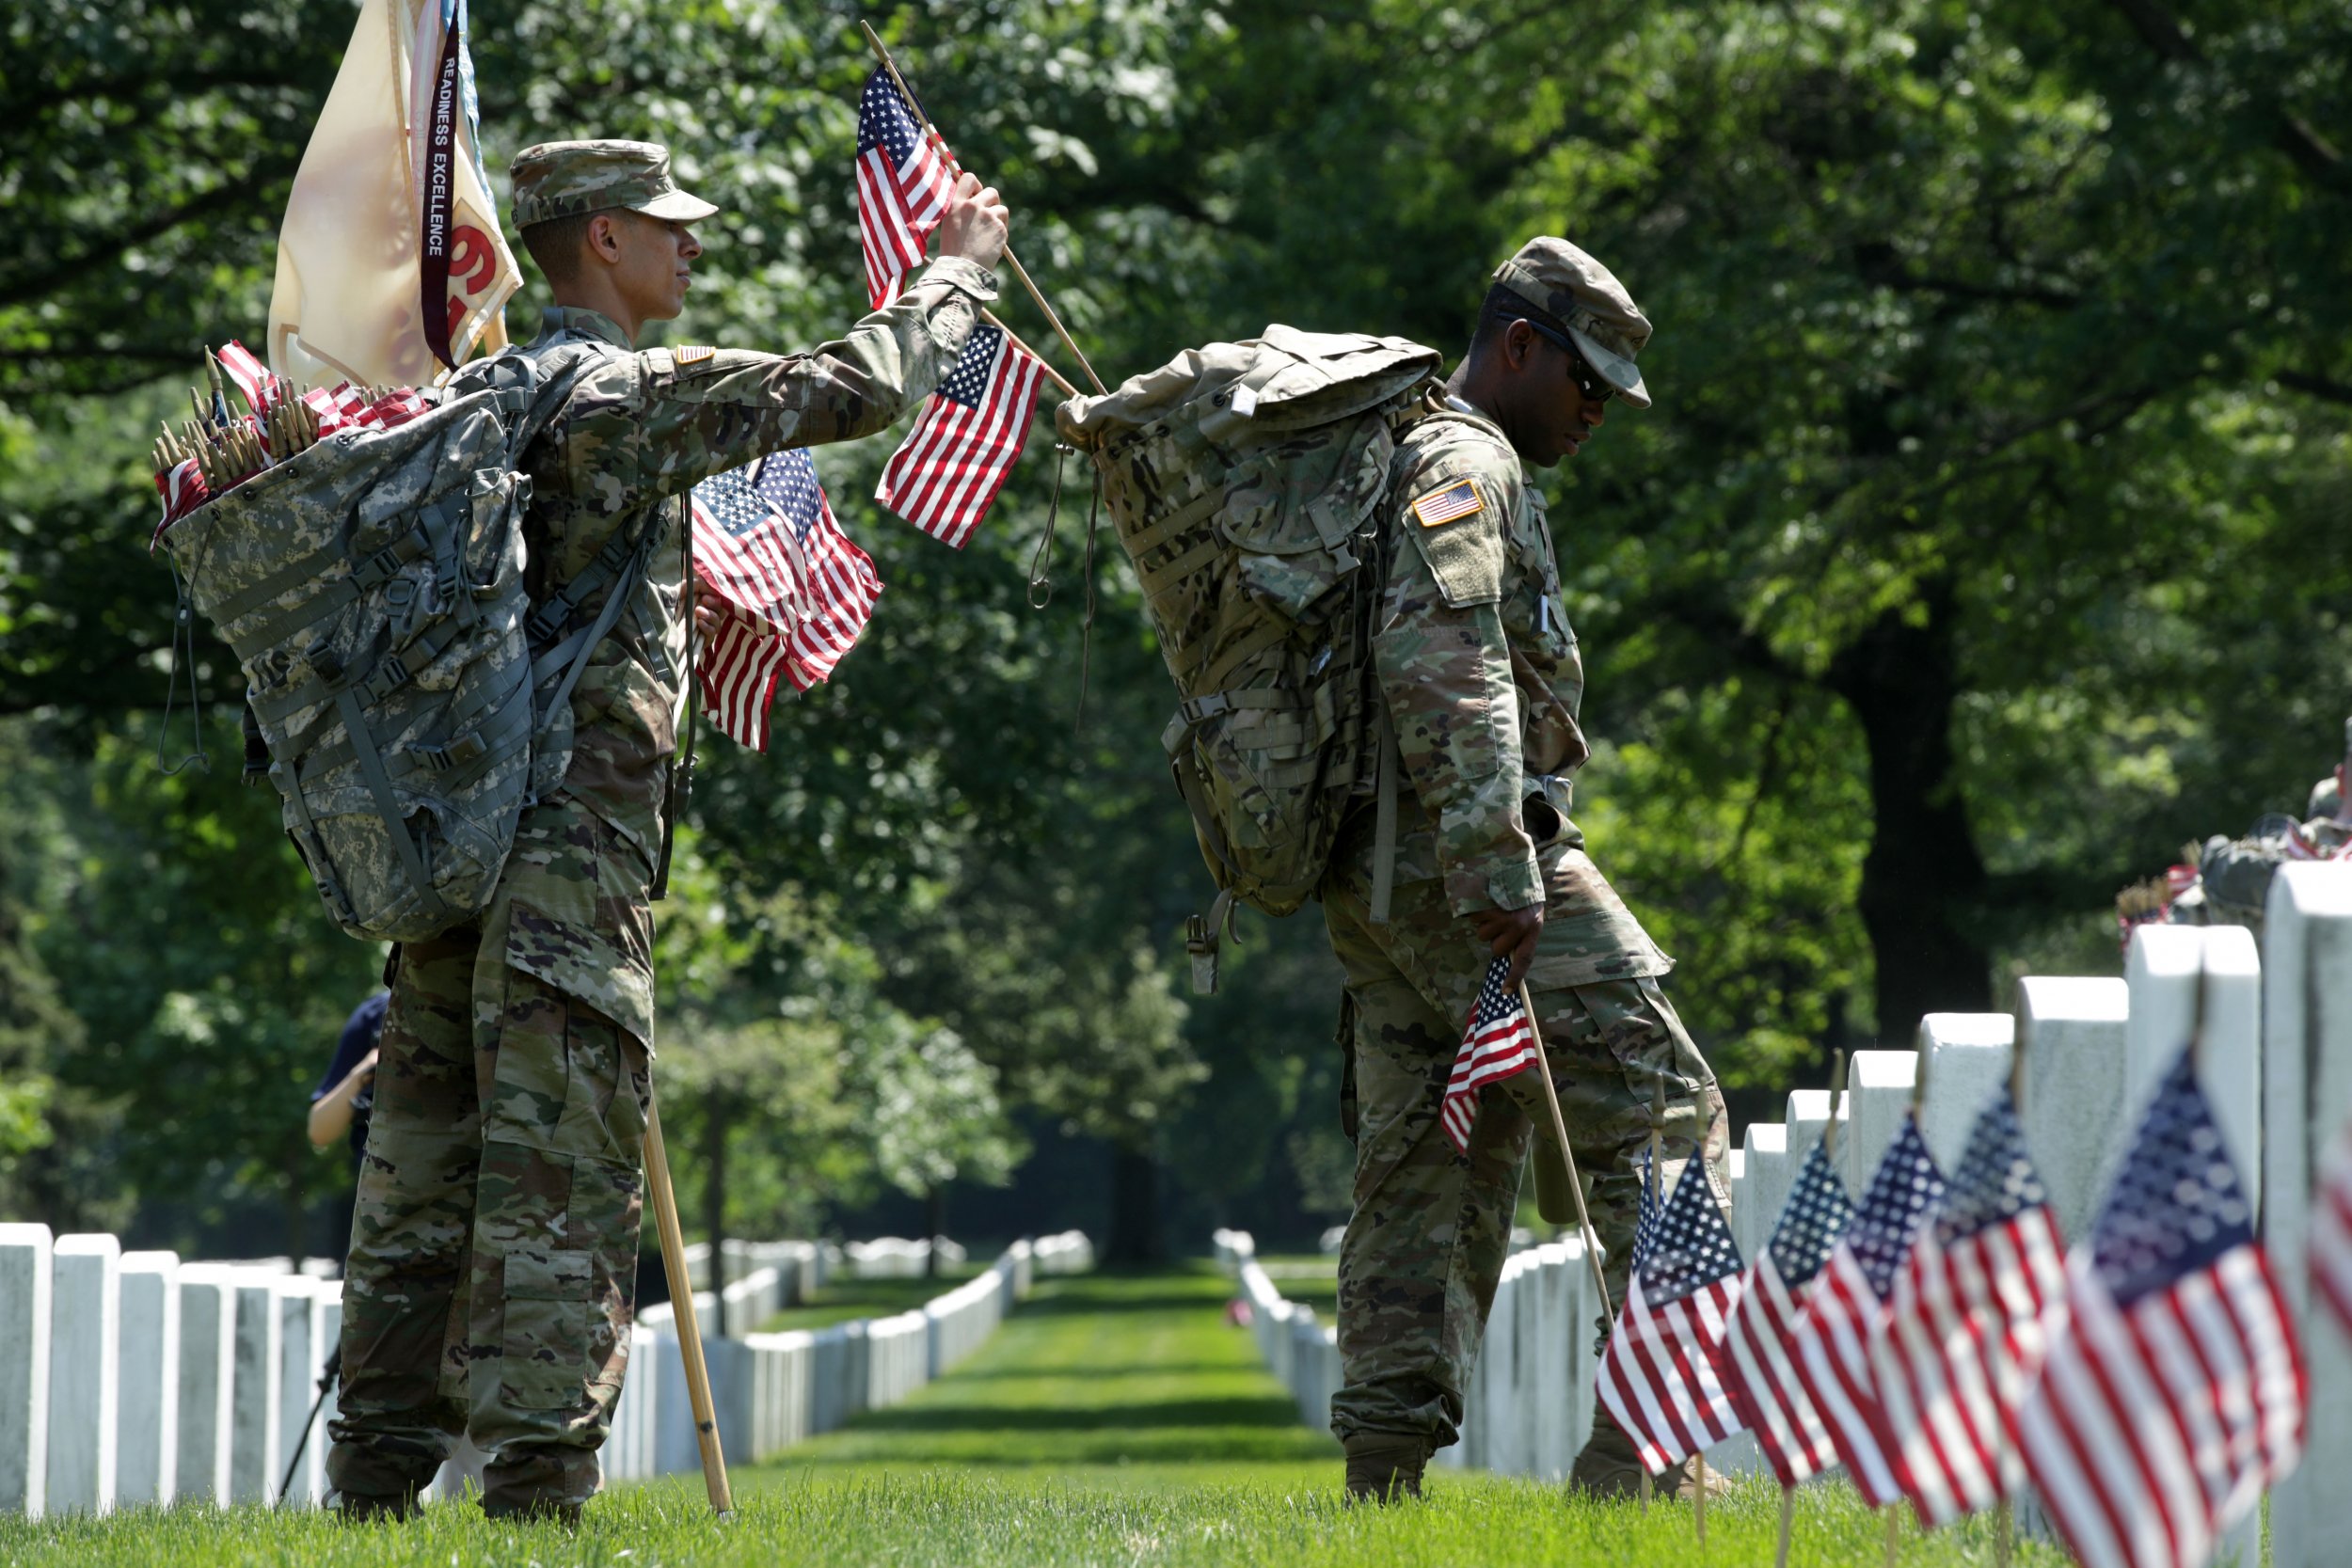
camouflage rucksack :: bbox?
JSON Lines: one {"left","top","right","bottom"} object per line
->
{"left": 1057, "top": 326, "right": 1442, "bottom": 991}
{"left": 159, "top": 342, "right": 650, "bottom": 943}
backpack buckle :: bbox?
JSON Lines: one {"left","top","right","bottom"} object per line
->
{"left": 358, "top": 543, "right": 407, "bottom": 587}
{"left": 412, "top": 731, "right": 486, "bottom": 774}
{"left": 525, "top": 595, "right": 573, "bottom": 642}
{"left": 360, "top": 655, "right": 410, "bottom": 703}
{"left": 1178, "top": 692, "right": 1230, "bottom": 724}
{"left": 1185, "top": 913, "right": 1220, "bottom": 996}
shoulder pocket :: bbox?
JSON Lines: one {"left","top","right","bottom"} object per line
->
{"left": 1406, "top": 481, "right": 1508, "bottom": 608}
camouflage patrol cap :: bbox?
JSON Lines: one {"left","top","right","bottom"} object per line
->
{"left": 1492, "top": 237, "right": 1654, "bottom": 408}
{"left": 509, "top": 140, "right": 719, "bottom": 230}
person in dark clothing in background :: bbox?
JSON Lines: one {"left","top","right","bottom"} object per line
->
{"left": 312, "top": 991, "right": 388, "bottom": 1184}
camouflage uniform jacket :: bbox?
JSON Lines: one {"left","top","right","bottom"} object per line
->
{"left": 513, "top": 255, "right": 997, "bottom": 870}
{"left": 1373, "top": 392, "right": 1669, "bottom": 981}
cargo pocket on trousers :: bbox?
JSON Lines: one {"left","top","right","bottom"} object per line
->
{"left": 501, "top": 1248, "right": 596, "bottom": 1410}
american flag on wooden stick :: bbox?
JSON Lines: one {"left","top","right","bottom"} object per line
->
{"left": 1597, "top": 1149, "right": 1746, "bottom": 1472}
{"left": 855, "top": 66, "right": 954, "bottom": 308}
{"left": 1873, "top": 1088, "right": 2066, "bottom": 1526}
{"left": 1438, "top": 956, "right": 1542, "bottom": 1154}
{"left": 691, "top": 449, "right": 880, "bottom": 751}
{"left": 1787, "top": 1113, "right": 1947, "bottom": 1505}
{"left": 1708, "top": 1137, "right": 1854, "bottom": 1486}
{"left": 2312, "top": 1113, "right": 2352, "bottom": 1335}
{"left": 874, "top": 322, "right": 1043, "bottom": 547}
{"left": 2013, "top": 1053, "right": 2304, "bottom": 1568}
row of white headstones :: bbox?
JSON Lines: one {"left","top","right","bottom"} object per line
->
{"left": 0, "top": 1229, "right": 1092, "bottom": 1518}
{"left": 1224, "top": 860, "right": 2352, "bottom": 1567}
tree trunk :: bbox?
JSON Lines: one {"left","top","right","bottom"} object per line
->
{"left": 702, "top": 1085, "right": 731, "bottom": 1338}
{"left": 925, "top": 1182, "right": 946, "bottom": 1278}
{"left": 1103, "top": 1143, "right": 1163, "bottom": 1264}
{"left": 1827, "top": 580, "right": 1994, "bottom": 1047}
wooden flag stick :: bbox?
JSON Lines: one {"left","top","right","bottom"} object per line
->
{"left": 1774, "top": 1487, "right": 1795, "bottom": 1568}
{"left": 1996, "top": 1497, "right": 2013, "bottom": 1568}
{"left": 859, "top": 20, "right": 1108, "bottom": 395}
{"left": 1641, "top": 1074, "right": 1664, "bottom": 1518}
{"left": 1883, "top": 1501, "right": 1899, "bottom": 1567}
{"left": 981, "top": 309, "right": 1078, "bottom": 399}
{"left": 1824, "top": 1050, "right": 1849, "bottom": 1161}
{"left": 1518, "top": 980, "right": 1613, "bottom": 1323}
{"left": 645, "top": 1099, "right": 735, "bottom": 1514}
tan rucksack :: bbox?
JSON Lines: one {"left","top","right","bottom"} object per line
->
{"left": 1057, "top": 326, "right": 1441, "bottom": 991}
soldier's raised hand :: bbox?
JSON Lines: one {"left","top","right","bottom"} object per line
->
{"left": 934, "top": 171, "right": 1009, "bottom": 271}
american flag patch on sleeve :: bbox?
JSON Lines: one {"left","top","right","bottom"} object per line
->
{"left": 1411, "top": 479, "right": 1484, "bottom": 528}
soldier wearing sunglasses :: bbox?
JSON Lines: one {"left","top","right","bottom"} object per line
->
{"left": 1324, "top": 238, "right": 1731, "bottom": 1504}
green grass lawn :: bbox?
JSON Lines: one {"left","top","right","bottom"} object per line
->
{"left": 750, "top": 1262, "right": 986, "bottom": 1333}
{"left": 0, "top": 1263, "right": 2074, "bottom": 1565}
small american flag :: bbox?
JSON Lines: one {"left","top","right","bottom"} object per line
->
{"left": 1597, "top": 1149, "right": 1746, "bottom": 1472}
{"left": 1873, "top": 1088, "right": 2066, "bottom": 1526}
{"left": 1787, "top": 1113, "right": 1947, "bottom": 1505}
{"left": 2312, "top": 1114, "right": 2352, "bottom": 1335}
{"left": 874, "top": 322, "right": 1043, "bottom": 547}
{"left": 2014, "top": 1053, "right": 2305, "bottom": 1568}
{"left": 691, "top": 449, "right": 881, "bottom": 751}
{"left": 302, "top": 382, "right": 430, "bottom": 436}
{"left": 1708, "top": 1138, "right": 1854, "bottom": 1486}
{"left": 855, "top": 67, "right": 955, "bottom": 308}
{"left": 1438, "top": 956, "right": 1542, "bottom": 1154}
{"left": 215, "top": 340, "right": 279, "bottom": 414}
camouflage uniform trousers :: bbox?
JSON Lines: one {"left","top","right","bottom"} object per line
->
{"left": 328, "top": 793, "right": 654, "bottom": 1511}
{"left": 1320, "top": 837, "right": 1728, "bottom": 1450}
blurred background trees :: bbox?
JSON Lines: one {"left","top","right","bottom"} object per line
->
{"left": 3, "top": 0, "right": 2346, "bottom": 1257}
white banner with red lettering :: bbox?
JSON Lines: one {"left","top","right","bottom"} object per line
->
{"left": 267, "top": 0, "right": 519, "bottom": 390}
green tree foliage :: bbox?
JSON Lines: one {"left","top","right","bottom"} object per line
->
{"left": 3, "top": 0, "right": 2346, "bottom": 1243}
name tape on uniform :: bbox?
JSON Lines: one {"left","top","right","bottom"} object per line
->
{"left": 1411, "top": 479, "right": 1484, "bottom": 529}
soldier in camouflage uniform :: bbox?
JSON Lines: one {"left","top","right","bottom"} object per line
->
{"left": 1325, "top": 238, "right": 1729, "bottom": 1502}
{"left": 328, "top": 141, "right": 1009, "bottom": 1522}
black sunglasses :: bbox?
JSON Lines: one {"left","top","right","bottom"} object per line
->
{"left": 1513, "top": 315, "right": 1615, "bottom": 404}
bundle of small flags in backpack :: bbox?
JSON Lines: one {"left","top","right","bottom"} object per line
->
{"left": 148, "top": 340, "right": 432, "bottom": 540}
{"left": 1441, "top": 981, "right": 2328, "bottom": 1568}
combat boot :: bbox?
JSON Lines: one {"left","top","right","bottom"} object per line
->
{"left": 481, "top": 1494, "right": 584, "bottom": 1528}
{"left": 1567, "top": 1406, "right": 1729, "bottom": 1499}
{"left": 333, "top": 1487, "right": 422, "bottom": 1523}
{"left": 1343, "top": 1432, "right": 1429, "bottom": 1503}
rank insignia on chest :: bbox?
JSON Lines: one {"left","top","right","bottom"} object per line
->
{"left": 675, "top": 345, "right": 715, "bottom": 367}
{"left": 1411, "top": 479, "right": 1484, "bottom": 529}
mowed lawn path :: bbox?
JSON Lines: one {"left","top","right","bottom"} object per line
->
{"left": 761, "top": 1264, "right": 1335, "bottom": 1486}
{"left": 0, "top": 1263, "right": 2071, "bottom": 1566}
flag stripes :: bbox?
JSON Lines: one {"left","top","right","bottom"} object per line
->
{"left": 1597, "top": 1149, "right": 1746, "bottom": 1472}
{"left": 855, "top": 67, "right": 954, "bottom": 307}
{"left": 1438, "top": 956, "right": 1542, "bottom": 1155}
{"left": 2313, "top": 1120, "right": 2352, "bottom": 1334}
{"left": 1787, "top": 1116, "right": 1946, "bottom": 1506}
{"left": 1874, "top": 1091, "right": 2067, "bottom": 1526}
{"left": 691, "top": 450, "right": 880, "bottom": 750}
{"left": 875, "top": 323, "right": 1043, "bottom": 547}
{"left": 2011, "top": 1053, "right": 2305, "bottom": 1568}
{"left": 1710, "top": 1139, "right": 1852, "bottom": 1487}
